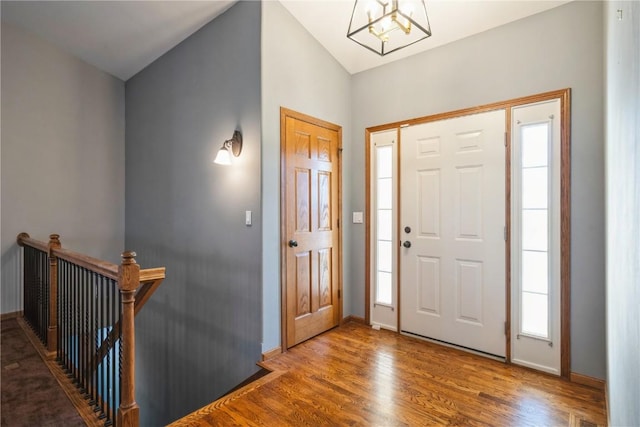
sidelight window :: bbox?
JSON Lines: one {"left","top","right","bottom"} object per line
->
{"left": 519, "top": 123, "right": 551, "bottom": 339}
{"left": 375, "top": 144, "right": 394, "bottom": 306}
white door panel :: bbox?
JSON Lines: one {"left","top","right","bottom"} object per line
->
{"left": 400, "top": 110, "right": 506, "bottom": 357}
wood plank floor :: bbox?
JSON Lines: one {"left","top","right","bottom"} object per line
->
{"left": 172, "top": 321, "right": 606, "bottom": 426}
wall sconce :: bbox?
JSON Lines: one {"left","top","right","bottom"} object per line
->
{"left": 213, "top": 130, "right": 243, "bottom": 165}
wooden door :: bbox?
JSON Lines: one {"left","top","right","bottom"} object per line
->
{"left": 281, "top": 108, "right": 342, "bottom": 348}
{"left": 400, "top": 110, "right": 507, "bottom": 357}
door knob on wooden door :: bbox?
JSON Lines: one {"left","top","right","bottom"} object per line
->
{"left": 288, "top": 240, "right": 298, "bottom": 248}
{"left": 402, "top": 241, "right": 412, "bottom": 248}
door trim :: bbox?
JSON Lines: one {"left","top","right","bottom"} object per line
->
{"left": 364, "top": 88, "right": 571, "bottom": 377}
{"left": 280, "top": 107, "right": 343, "bottom": 351}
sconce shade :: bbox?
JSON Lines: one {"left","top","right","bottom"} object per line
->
{"left": 347, "top": 0, "right": 432, "bottom": 56}
{"left": 213, "top": 130, "right": 243, "bottom": 165}
{"left": 214, "top": 146, "right": 232, "bottom": 165}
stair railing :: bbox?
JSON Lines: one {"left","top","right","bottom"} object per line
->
{"left": 17, "top": 233, "right": 165, "bottom": 427}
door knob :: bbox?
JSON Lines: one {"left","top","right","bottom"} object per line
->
{"left": 288, "top": 240, "right": 298, "bottom": 248}
{"left": 403, "top": 241, "right": 412, "bottom": 248}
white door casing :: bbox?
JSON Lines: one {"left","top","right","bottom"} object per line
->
{"left": 400, "top": 110, "right": 507, "bottom": 357}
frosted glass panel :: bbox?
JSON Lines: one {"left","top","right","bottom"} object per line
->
{"left": 521, "top": 123, "right": 549, "bottom": 168}
{"left": 374, "top": 140, "right": 395, "bottom": 309}
{"left": 377, "top": 209, "right": 392, "bottom": 241}
{"left": 377, "top": 241, "right": 392, "bottom": 273}
{"left": 522, "top": 292, "right": 548, "bottom": 337}
{"left": 377, "top": 178, "right": 392, "bottom": 209}
{"left": 522, "top": 167, "right": 548, "bottom": 209}
{"left": 522, "top": 250, "right": 548, "bottom": 294}
{"left": 516, "top": 112, "right": 556, "bottom": 345}
{"left": 376, "top": 271, "right": 392, "bottom": 305}
{"left": 377, "top": 145, "right": 393, "bottom": 178}
{"left": 522, "top": 209, "right": 548, "bottom": 251}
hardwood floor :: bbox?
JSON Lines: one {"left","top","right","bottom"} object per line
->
{"left": 172, "top": 321, "right": 606, "bottom": 426}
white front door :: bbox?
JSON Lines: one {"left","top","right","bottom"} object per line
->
{"left": 400, "top": 110, "right": 506, "bottom": 357}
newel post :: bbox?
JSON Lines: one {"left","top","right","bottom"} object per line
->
{"left": 47, "top": 234, "right": 61, "bottom": 353}
{"left": 117, "top": 251, "right": 140, "bottom": 427}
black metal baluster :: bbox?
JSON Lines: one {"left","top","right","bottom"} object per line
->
{"left": 86, "top": 268, "right": 91, "bottom": 397}
{"left": 44, "top": 250, "right": 49, "bottom": 346}
{"left": 118, "top": 286, "right": 123, "bottom": 427}
{"left": 34, "top": 249, "right": 37, "bottom": 332}
{"left": 65, "top": 260, "right": 70, "bottom": 372}
{"left": 63, "top": 260, "right": 69, "bottom": 372}
{"left": 69, "top": 263, "right": 75, "bottom": 380}
{"left": 57, "top": 259, "right": 61, "bottom": 364}
{"left": 99, "top": 275, "right": 106, "bottom": 421}
{"left": 67, "top": 262, "right": 73, "bottom": 378}
{"left": 37, "top": 250, "right": 42, "bottom": 340}
{"left": 24, "top": 247, "right": 31, "bottom": 330}
{"left": 75, "top": 264, "right": 80, "bottom": 383}
{"left": 80, "top": 267, "right": 86, "bottom": 394}
{"left": 104, "top": 278, "right": 112, "bottom": 425}
{"left": 75, "top": 264, "right": 80, "bottom": 384}
{"left": 110, "top": 279, "right": 118, "bottom": 427}
{"left": 36, "top": 249, "right": 40, "bottom": 336}
{"left": 95, "top": 275, "right": 103, "bottom": 416}
{"left": 23, "top": 247, "right": 28, "bottom": 329}
{"left": 90, "top": 273, "right": 97, "bottom": 408}
{"left": 59, "top": 260, "right": 64, "bottom": 367}
{"left": 42, "top": 250, "right": 47, "bottom": 343}
{"left": 69, "top": 264, "right": 78, "bottom": 382}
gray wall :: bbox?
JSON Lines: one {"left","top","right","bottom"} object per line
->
{"left": 605, "top": 1, "right": 639, "bottom": 424}
{"left": 350, "top": 1, "right": 606, "bottom": 379}
{"left": 124, "top": 2, "right": 262, "bottom": 424}
{"left": 1, "top": 21, "right": 125, "bottom": 314}
{"left": 260, "top": 1, "right": 352, "bottom": 353}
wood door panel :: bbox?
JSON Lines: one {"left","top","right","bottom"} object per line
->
{"left": 317, "top": 136, "right": 333, "bottom": 162}
{"left": 295, "top": 251, "right": 312, "bottom": 317}
{"left": 318, "top": 248, "right": 332, "bottom": 308}
{"left": 317, "top": 171, "right": 332, "bottom": 231}
{"left": 283, "top": 110, "right": 341, "bottom": 348}
{"left": 295, "top": 131, "right": 312, "bottom": 158}
{"left": 293, "top": 305, "right": 335, "bottom": 345}
{"left": 295, "top": 169, "right": 311, "bottom": 232}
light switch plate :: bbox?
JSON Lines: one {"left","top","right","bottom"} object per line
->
{"left": 245, "top": 210, "right": 252, "bottom": 226}
{"left": 353, "top": 212, "right": 363, "bottom": 224}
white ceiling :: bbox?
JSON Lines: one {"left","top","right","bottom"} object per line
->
{"left": 1, "top": 0, "right": 569, "bottom": 81}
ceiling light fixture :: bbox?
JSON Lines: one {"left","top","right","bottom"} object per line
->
{"left": 347, "top": 0, "right": 432, "bottom": 56}
{"left": 214, "top": 130, "right": 243, "bottom": 165}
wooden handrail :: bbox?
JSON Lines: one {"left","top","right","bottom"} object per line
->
{"left": 53, "top": 247, "right": 119, "bottom": 280}
{"left": 140, "top": 267, "right": 166, "bottom": 282}
{"left": 18, "top": 233, "right": 120, "bottom": 280}
{"left": 17, "top": 232, "right": 49, "bottom": 252}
